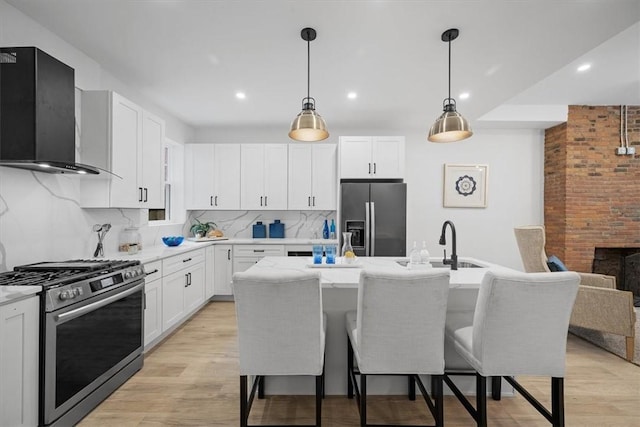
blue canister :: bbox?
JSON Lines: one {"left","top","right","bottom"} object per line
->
{"left": 269, "top": 220, "right": 285, "bottom": 238}
{"left": 252, "top": 221, "right": 266, "bottom": 238}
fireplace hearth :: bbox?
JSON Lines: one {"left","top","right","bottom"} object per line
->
{"left": 592, "top": 248, "right": 640, "bottom": 306}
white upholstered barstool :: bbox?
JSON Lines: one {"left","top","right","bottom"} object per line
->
{"left": 232, "top": 269, "right": 326, "bottom": 427}
{"left": 345, "top": 269, "right": 450, "bottom": 427}
{"left": 444, "top": 270, "right": 580, "bottom": 427}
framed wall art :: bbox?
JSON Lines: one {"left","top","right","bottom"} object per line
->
{"left": 443, "top": 164, "right": 488, "bottom": 208}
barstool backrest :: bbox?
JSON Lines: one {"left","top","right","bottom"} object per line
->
{"left": 471, "top": 270, "right": 580, "bottom": 377}
{"left": 356, "top": 269, "right": 450, "bottom": 374}
{"left": 233, "top": 270, "right": 324, "bottom": 376}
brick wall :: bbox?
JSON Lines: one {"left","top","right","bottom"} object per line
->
{"left": 544, "top": 105, "right": 640, "bottom": 272}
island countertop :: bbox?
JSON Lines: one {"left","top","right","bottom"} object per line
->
{"left": 247, "top": 255, "right": 515, "bottom": 288}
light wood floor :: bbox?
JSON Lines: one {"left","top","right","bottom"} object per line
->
{"left": 80, "top": 301, "right": 640, "bottom": 426}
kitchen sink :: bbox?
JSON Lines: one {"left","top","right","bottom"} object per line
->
{"left": 395, "top": 259, "right": 484, "bottom": 269}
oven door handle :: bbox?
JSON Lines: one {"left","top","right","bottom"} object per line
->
{"left": 55, "top": 282, "right": 144, "bottom": 323}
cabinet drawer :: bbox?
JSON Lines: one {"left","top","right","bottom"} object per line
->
{"left": 233, "top": 245, "right": 285, "bottom": 257}
{"left": 143, "top": 260, "right": 163, "bottom": 281}
{"left": 162, "top": 249, "right": 205, "bottom": 276}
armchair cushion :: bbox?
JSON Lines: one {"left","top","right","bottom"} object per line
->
{"left": 547, "top": 255, "right": 568, "bottom": 272}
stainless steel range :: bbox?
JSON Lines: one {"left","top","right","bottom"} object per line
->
{"left": 0, "top": 259, "right": 145, "bottom": 427}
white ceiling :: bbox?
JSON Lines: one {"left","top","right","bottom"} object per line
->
{"left": 6, "top": 0, "right": 640, "bottom": 132}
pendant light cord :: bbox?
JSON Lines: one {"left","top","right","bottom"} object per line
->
{"left": 448, "top": 37, "right": 452, "bottom": 101}
{"left": 307, "top": 33, "right": 311, "bottom": 101}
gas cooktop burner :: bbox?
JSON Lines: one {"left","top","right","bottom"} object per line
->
{"left": 0, "top": 259, "right": 141, "bottom": 289}
{"left": 15, "top": 259, "right": 139, "bottom": 272}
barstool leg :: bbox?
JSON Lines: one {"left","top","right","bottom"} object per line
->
{"left": 258, "top": 375, "right": 265, "bottom": 399}
{"left": 491, "top": 376, "right": 502, "bottom": 400}
{"left": 433, "top": 375, "right": 444, "bottom": 427}
{"left": 408, "top": 374, "right": 416, "bottom": 400}
{"left": 551, "top": 377, "right": 565, "bottom": 427}
{"left": 476, "top": 373, "right": 487, "bottom": 427}
{"left": 240, "top": 376, "right": 248, "bottom": 427}
{"left": 316, "top": 374, "right": 322, "bottom": 427}
{"left": 360, "top": 374, "right": 367, "bottom": 427}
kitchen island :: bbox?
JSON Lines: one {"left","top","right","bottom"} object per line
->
{"left": 244, "top": 256, "right": 517, "bottom": 395}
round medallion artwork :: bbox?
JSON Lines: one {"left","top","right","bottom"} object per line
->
{"left": 455, "top": 175, "right": 477, "bottom": 197}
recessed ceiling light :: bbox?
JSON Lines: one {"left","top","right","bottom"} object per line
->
{"left": 459, "top": 92, "right": 470, "bottom": 100}
{"left": 347, "top": 92, "right": 357, "bottom": 100}
{"left": 235, "top": 92, "right": 246, "bottom": 100}
{"left": 577, "top": 63, "right": 591, "bottom": 72}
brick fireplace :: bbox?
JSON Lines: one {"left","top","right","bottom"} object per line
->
{"left": 544, "top": 105, "right": 640, "bottom": 294}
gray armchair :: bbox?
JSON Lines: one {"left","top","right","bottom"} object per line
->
{"left": 514, "top": 225, "right": 636, "bottom": 361}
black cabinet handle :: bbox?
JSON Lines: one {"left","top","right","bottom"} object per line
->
{"left": 260, "top": 196, "right": 263, "bottom": 206}
{"left": 368, "top": 163, "right": 371, "bottom": 174}
{"left": 312, "top": 196, "right": 315, "bottom": 206}
{"left": 182, "top": 257, "right": 192, "bottom": 263}
{"left": 214, "top": 195, "right": 218, "bottom": 206}
{"left": 184, "top": 273, "right": 189, "bottom": 287}
{"left": 144, "top": 188, "right": 148, "bottom": 202}
{"left": 265, "top": 196, "right": 268, "bottom": 206}
{"left": 373, "top": 163, "right": 377, "bottom": 174}
{"left": 308, "top": 196, "right": 311, "bottom": 207}
{"left": 145, "top": 269, "right": 159, "bottom": 277}
{"left": 210, "top": 196, "right": 213, "bottom": 206}
{"left": 138, "top": 187, "right": 143, "bottom": 202}
{"left": 227, "top": 249, "right": 231, "bottom": 260}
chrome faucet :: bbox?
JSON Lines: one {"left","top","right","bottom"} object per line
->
{"left": 439, "top": 220, "right": 458, "bottom": 270}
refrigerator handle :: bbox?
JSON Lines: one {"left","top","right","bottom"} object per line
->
{"left": 365, "top": 202, "right": 371, "bottom": 257}
{"left": 370, "top": 202, "right": 376, "bottom": 256}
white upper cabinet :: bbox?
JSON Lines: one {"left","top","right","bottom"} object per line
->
{"left": 80, "top": 91, "right": 165, "bottom": 208}
{"left": 339, "top": 136, "right": 405, "bottom": 179}
{"left": 240, "top": 144, "right": 288, "bottom": 210}
{"left": 288, "top": 143, "right": 337, "bottom": 210}
{"left": 185, "top": 143, "right": 241, "bottom": 210}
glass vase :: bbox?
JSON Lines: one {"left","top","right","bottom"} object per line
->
{"left": 342, "top": 232, "right": 355, "bottom": 263}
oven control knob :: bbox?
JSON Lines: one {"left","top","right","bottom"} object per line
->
{"left": 59, "top": 290, "right": 73, "bottom": 301}
{"left": 74, "top": 288, "right": 83, "bottom": 297}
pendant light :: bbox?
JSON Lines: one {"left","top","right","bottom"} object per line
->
{"left": 428, "top": 28, "right": 473, "bottom": 143}
{"left": 289, "top": 27, "right": 329, "bottom": 142}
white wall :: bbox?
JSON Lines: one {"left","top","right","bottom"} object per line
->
{"left": 0, "top": 1, "right": 192, "bottom": 270}
{"left": 195, "top": 126, "right": 545, "bottom": 270}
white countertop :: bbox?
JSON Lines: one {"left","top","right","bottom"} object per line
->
{"left": 102, "top": 238, "right": 339, "bottom": 265}
{"left": 246, "top": 256, "right": 514, "bottom": 289}
{"left": 0, "top": 286, "right": 41, "bottom": 306}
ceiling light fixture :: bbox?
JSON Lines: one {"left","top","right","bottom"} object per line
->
{"left": 428, "top": 28, "right": 473, "bottom": 143}
{"left": 288, "top": 27, "right": 329, "bottom": 142}
{"left": 577, "top": 63, "right": 591, "bottom": 72}
{"left": 235, "top": 92, "right": 246, "bottom": 99}
{"left": 347, "top": 92, "right": 358, "bottom": 100}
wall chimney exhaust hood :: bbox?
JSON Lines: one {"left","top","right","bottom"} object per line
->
{"left": 0, "top": 47, "right": 100, "bottom": 175}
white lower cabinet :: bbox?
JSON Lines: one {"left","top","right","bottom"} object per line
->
{"left": 232, "top": 245, "right": 285, "bottom": 273}
{"left": 205, "top": 246, "right": 215, "bottom": 299}
{"left": 214, "top": 244, "right": 234, "bottom": 296}
{"left": 160, "top": 249, "right": 206, "bottom": 333}
{"left": 0, "top": 296, "right": 38, "bottom": 427}
{"left": 143, "top": 260, "right": 163, "bottom": 347}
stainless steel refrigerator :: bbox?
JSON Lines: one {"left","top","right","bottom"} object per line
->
{"left": 340, "top": 182, "right": 407, "bottom": 257}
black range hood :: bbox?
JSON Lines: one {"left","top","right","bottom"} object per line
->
{"left": 0, "top": 47, "right": 99, "bottom": 174}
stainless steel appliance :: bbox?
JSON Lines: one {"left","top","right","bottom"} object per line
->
{"left": 0, "top": 259, "right": 145, "bottom": 426}
{"left": 340, "top": 181, "right": 407, "bottom": 256}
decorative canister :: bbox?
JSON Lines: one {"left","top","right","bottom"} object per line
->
{"left": 119, "top": 227, "right": 142, "bottom": 253}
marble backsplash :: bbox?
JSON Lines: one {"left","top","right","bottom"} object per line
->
{"left": 0, "top": 167, "right": 336, "bottom": 272}
{"left": 185, "top": 210, "right": 336, "bottom": 239}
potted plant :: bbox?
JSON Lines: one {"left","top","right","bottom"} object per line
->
{"left": 190, "top": 219, "right": 218, "bottom": 238}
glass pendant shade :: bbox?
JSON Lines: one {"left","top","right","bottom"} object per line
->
{"left": 289, "top": 99, "right": 329, "bottom": 141}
